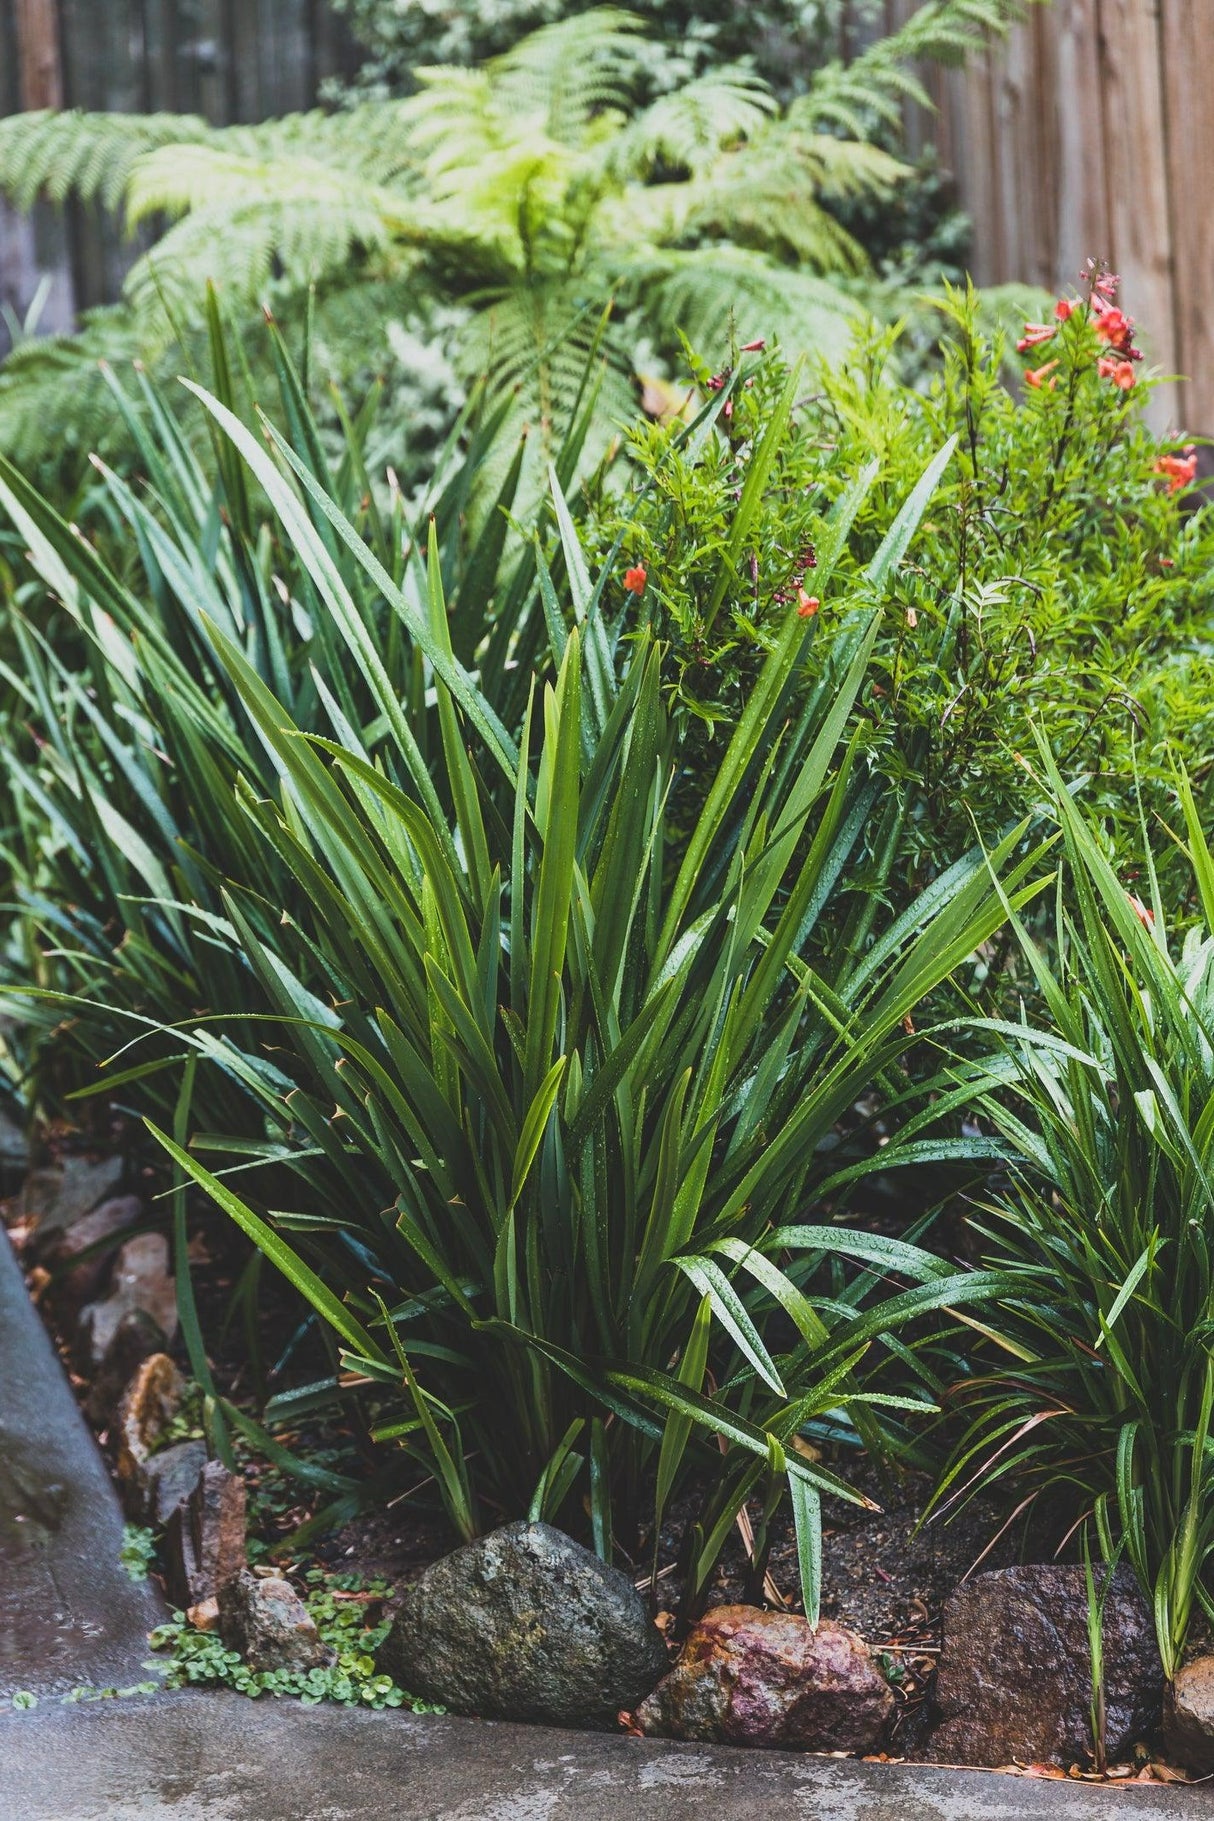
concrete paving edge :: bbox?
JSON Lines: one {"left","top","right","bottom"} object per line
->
{"left": 0, "top": 1227, "right": 164, "bottom": 1699}
{"left": 2, "top": 1691, "right": 1213, "bottom": 1821}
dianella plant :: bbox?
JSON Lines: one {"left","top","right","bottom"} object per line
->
{"left": 929, "top": 747, "right": 1214, "bottom": 1678}
{"left": 0, "top": 292, "right": 597, "bottom": 1121}
{"left": 125, "top": 384, "right": 1041, "bottom": 1615}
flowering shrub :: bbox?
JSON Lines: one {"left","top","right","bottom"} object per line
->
{"left": 581, "top": 280, "right": 1214, "bottom": 907}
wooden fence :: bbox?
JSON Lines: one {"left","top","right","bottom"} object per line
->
{"left": 0, "top": 0, "right": 359, "bottom": 349}
{"left": 4, "top": 0, "right": 1212, "bottom": 429}
{"left": 912, "top": 0, "right": 1213, "bottom": 433}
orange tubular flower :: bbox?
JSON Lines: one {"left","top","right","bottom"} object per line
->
{"left": 1054, "top": 298, "right": 1075, "bottom": 321}
{"left": 623, "top": 564, "right": 648, "bottom": 595}
{"left": 1025, "top": 360, "right": 1060, "bottom": 390}
{"left": 1154, "top": 447, "right": 1198, "bottom": 493}
{"left": 1017, "top": 322, "right": 1056, "bottom": 352}
{"left": 1096, "top": 356, "right": 1136, "bottom": 389}
{"left": 796, "top": 589, "right": 819, "bottom": 618}
{"left": 1094, "top": 306, "right": 1131, "bottom": 346}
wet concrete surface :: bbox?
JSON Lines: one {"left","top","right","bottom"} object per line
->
{"left": 0, "top": 1228, "right": 164, "bottom": 1698}
{"left": 2, "top": 1693, "right": 1213, "bottom": 1820}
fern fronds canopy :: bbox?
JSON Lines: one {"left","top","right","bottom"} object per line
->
{"left": 0, "top": 1, "right": 1033, "bottom": 466}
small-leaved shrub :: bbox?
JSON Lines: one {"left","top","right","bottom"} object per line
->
{"left": 580, "top": 279, "right": 1214, "bottom": 912}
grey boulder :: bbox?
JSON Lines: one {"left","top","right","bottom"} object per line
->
{"left": 83, "top": 1308, "right": 169, "bottom": 1425}
{"left": 41, "top": 1194, "right": 144, "bottom": 1308}
{"left": 15, "top": 1154, "right": 124, "bottom": 1244}
{"left": 141, "top": 1440, "right": 208, "bottom": 1527}
{"left": 77, "top": 1232, "right": 177, "bottom": 1367}
{"left": 377, "top": 1521, "right": 668, "bottom": 1727}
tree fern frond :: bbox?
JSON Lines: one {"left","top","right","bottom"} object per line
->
{"left": 489, "top": 7, "right": 644, "bottom": 144}
{"left": 609, "top": 70, "right": 776, "bottom": 180}
{"left": 394, "top": 69, "right": 501, "bottom": 166}
{"left": 124, "top": 145, "right": 402, "bottom": 243}
{"left": 622, "top": 245, "right": 866, "bottom": 369}
{"left": 670, "top": 131, "right": 904, "bottom": 274}
{"left": 797, "top": 0, "right": 1034, "bottom": 134}
{"left": 797, "top": 133, "right": 909, "bottom": 201}
{"left": 0, "top": 108, "right": 216, "bottom": 212}
{"left": 456, "top": 280, "right": 634, "bottom": 517}
{"left": 238, "top": 103, "right": 419, "bottom": 183}
{"left": 689, "top": 181, "right": 868, "bottom": 276}
{"left": 0, "top": 306, "right": 142, "bottom": 465}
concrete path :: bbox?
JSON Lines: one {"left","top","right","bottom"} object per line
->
{"left": 2, "top": 1693, "right": 1213, "bottom": 1821}
{"left": 0, "top": 1227, "right": 164, "bottom": 1698}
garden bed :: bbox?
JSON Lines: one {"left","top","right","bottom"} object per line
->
{"left": 3, "top": 1132, "right": 1201, "bottom": 1788}
{"left": 2, "top": 231, "right": 1214, "bottom": 1800}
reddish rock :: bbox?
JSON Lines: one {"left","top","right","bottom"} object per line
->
{"left": 114, "top": 1352, "right": 184, "bottom": 1511}
{"left": 1164, "top": 1655, "right": 1214, "bottom": 1774}
{"left": 635, "top": 1605, "right": 893, "bottom": 1753}
{"left": 219, "top": 1569, "right": 334, "bottom": 1674}
{"left": 928, "top": 1565, "right": 1162, "bottom": 1768}
{"left": 164, "top": 1460, "right": 246, "bottom": 1608}
{"left": 77, "top": 1232, "right": 177, "bottom": 1366}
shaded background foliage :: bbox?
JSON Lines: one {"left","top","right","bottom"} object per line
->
{"left": 0, "top": 1, "right": 1026, "bottom": 504}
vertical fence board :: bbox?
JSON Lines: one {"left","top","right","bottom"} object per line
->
{"left": 975, "top": 50, "right": 1004, "bottom": 287}
{"left": 13, "top": 0, "right": 64, "bottom": 108}
{"left": 1024, "top": 4, "right": 1058, "bottom": 288}
{"left": 1051, "top": 0, "right": 1112, "bottom": 297}
{"left": 1096, "top": 0, "right": 1176, "bottom": 427}
{"left": 1158, "top": 0, "right": 1214, "bottom": 431}
{"left": 992, "top": 21, "right": 1027, "bottom": 285}
{"left": 0, "top": 0, "right": 358, "bottom": 333}
{"left": 229, "top": 0, "right": 264, "bottom": 123}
